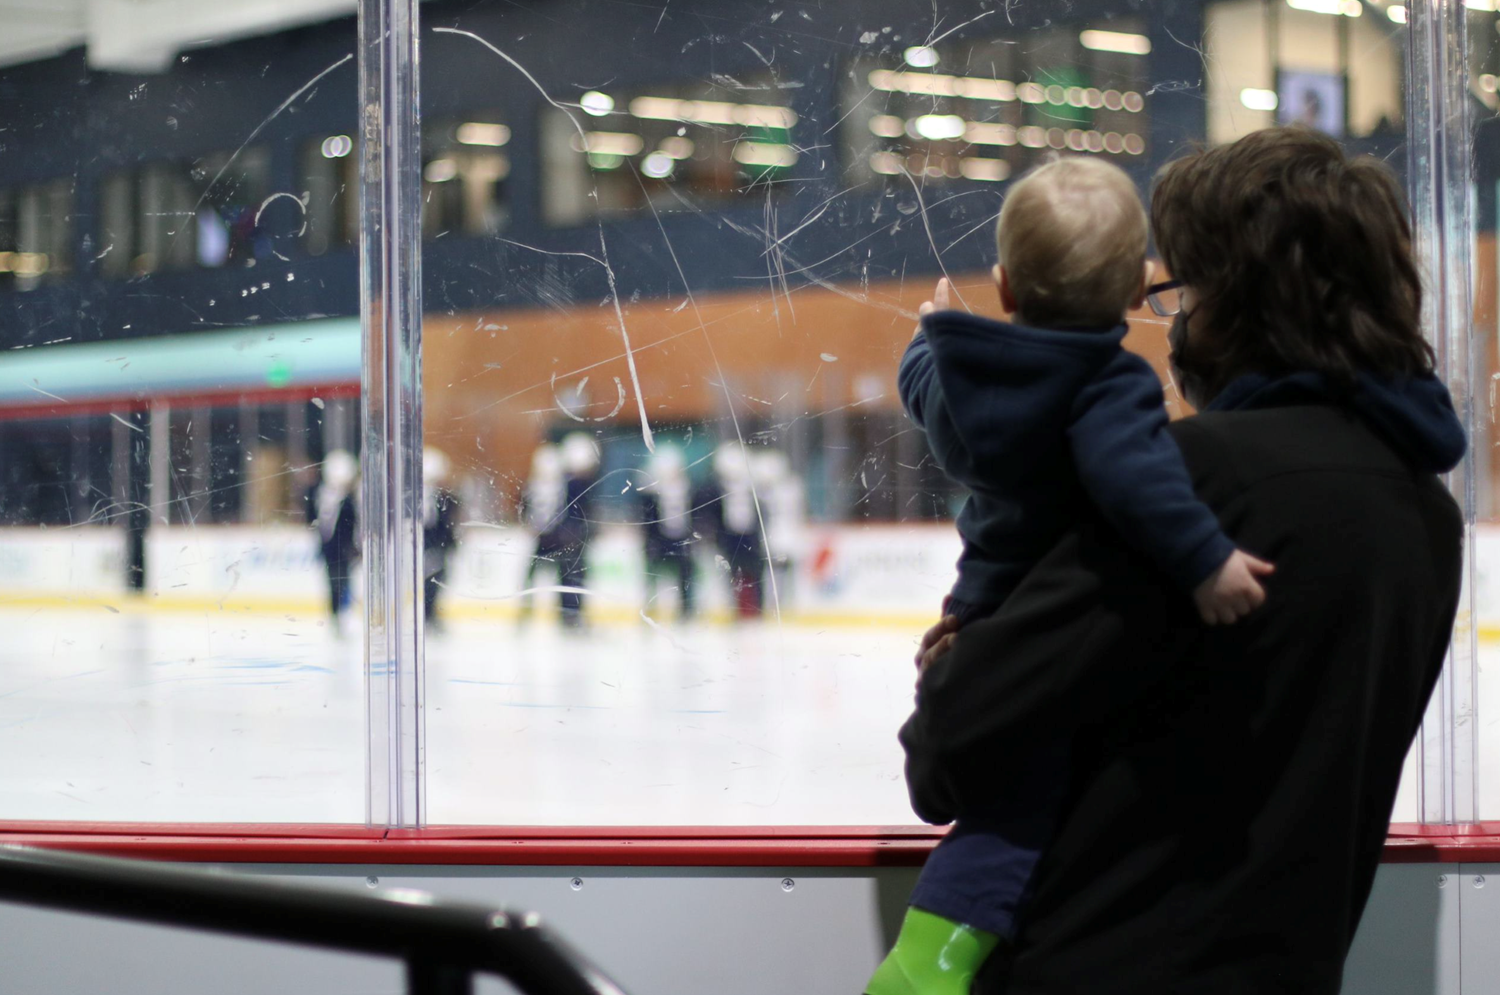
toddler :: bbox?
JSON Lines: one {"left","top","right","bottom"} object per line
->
{"left": 867, "top": 158, "right": 1272, "bottom": 995}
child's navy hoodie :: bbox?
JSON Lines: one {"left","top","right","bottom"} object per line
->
{"left": 899, "top": 310, "right": 1234, "bottom": 609}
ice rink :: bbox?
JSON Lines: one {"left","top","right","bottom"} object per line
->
{"left": 3, "top": 598, "right": 1492, "bottom": 827}
{"left": 0, "top": 604, "right": 921, "bottom": 826}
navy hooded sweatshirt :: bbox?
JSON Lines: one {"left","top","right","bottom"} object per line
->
{"left": 899, "top": 311, "right": 1235, "bottom": 608}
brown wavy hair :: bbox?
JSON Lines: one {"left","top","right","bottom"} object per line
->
{"left": 1150, "top": 126, "right": 1433, "bottom": 402}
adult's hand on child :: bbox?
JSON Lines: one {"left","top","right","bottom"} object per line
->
{"left": 916, "top": 613, "right": 961, "bottom": 683}
{"left": 914, "top": 277, "right": 952, "bottom": 337}
{"left": 1193, "top": 549, "right": 1275, "bottom": 625}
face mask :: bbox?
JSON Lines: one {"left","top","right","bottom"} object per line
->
{"left": 1168, "top": 311, "right": 1212, "bottom": 410}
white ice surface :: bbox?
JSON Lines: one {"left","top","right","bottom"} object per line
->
{"left": 0, "top": 607, "right": 1458, "bottom": 826}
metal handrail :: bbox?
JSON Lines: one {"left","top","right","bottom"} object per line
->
{"left": 0, "top": 845, "right": 628, "bottom": 995}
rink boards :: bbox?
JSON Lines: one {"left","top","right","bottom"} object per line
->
{"left": 1, "top": 521, "right": 1496, "bottom": 636}
{"left": 0, "top": 521, "right": 966, "bottom": 627}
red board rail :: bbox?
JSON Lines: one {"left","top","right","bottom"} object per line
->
{"left": 2, "top": 822, "right": 1499, "bottom": 866}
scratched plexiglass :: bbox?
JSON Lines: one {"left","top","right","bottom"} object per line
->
{"left": 0, "top": 15, "right": 364, "bottom": 821}
{"left": 0, "top": 0, "right": 1487, "bottom": 830}
{"left": 413, "top": 0, "right": 1341, "bottom": 826}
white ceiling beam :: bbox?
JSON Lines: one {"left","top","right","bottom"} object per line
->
{"left": 84, "top": 0, "right": 357, "bottom": 73}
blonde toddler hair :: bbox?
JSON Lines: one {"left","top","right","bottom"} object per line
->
{"left": 995, "top": 156, "right": 1148, "bottom": 328}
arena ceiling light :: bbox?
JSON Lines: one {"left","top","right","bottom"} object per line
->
{"left": 628, "top": 96, "right": 797, "bottom": 129}
{"left": 1078, "top": 30, "right": 1152, "bottom": 55}
{"left": 960, "top": 158, "right": 1010, "bottom": 182}
{"left": 320, "top": 134, "right": 353, "bottom": 158}
{"left": 657, "top": 137, "right": 695, "bottom": 159}
{"left": 579, "top": 91, "right": 615, "bottom": 116}
{"left": 911, "top": 114, "right": 967, "bottom": 141}
{"left": 732, "top": 141, "right": 798, "bottom": 168}
{"left": 423, "top": 158, "right": 458, "bottom": 183}
{"left": 456, "top": 122, "right": 510, "bottom": 147}
{"left": 571, "top": 131, "right": 646, "bottom": 156}
{"left": 903, "top": 45, "right": 940, "bottom": 68}
{"left": 1285, "top": 0, "right": 1363, "bottom": 16}
{"left": 1240, "top": 88, "right": 1280, "bottom": 111}
{"left": 641, "top": 151, "right": 675, "bottom": 178}
{"left": 867, "top": 69, "right": 1019, "bottom": 102}
{"left": 1387, "top": 4, "right": 1407, "bottom": 21}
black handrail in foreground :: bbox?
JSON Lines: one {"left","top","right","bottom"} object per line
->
{"left": 0, "top": 844, "right": 628, "bottom": 995}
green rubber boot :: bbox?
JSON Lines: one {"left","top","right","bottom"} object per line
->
{"left": 864, "top": 907, "right": 1000, "bottom": 995}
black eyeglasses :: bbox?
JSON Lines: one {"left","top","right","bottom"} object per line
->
{"left": 1146, "top": 279, "right": 1184, "bottom": 317}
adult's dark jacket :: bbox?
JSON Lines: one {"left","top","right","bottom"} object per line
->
{"left": 901, "top": 385, "right": 1463, "bottom": 995}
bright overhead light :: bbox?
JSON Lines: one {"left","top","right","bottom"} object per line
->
{"left": 1286, "top": 0, "right": 1363, "bottom": 16}
{"left": 960, "top": 157, "right": 1010, "bottom": 182}
{"left": 658, "top": 136, "right": 695, "bottom": 159}
{"left": 869, "top": 152, "right": 905, "bottom": 176}
{"left": 456, "top": 122, "right": 510, "bottom": 146}
{"left": 911, "top": 114, "right": 967, "bottom": 141}
{"left": 867, "top": 70, "right": 1020, "bottom": 103}
{"left": 868, "top": 114, "right": 907, "bottom": 138}
{"left": 965, "top": 121, "right": 1017, "bottom": 146}
{"left": 571, "top": 131, "right": 645, "bottom": 156}
{"left": 1240, "top": 87, "right": 1280, "bottom": 111}
{"left": 1465, "top": 0, "right": 1496, "bottom": 10}
{"left": 1079, "top": 30, "right": 1152, "bottom": 55}
{"left": 732, "top": 141, "right": 798, "bottom": 168}
{"left": 903, "top": 45, "right": 940, "bottom": 68}
{"left": 1387, "top": 4, "right": 1407, "bottom": 21}
{"left": 320, "top": 135, "right": 353, "bottom": 158}
{"left": 579, "top": 91, "right": 615, "bottom": 116}
{"left": 627, "top": 96, "right": 796, "bottom": 129}
{"left": 423, "top": 158, "right": 458, "bottom": 183}
{"left": 641, "top": 151, "right": 675, "bottom": 179}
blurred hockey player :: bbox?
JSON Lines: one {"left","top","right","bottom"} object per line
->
{"left": 310, "top": 449, "right": 359, "bottom": 631}
{"left": 421, "top": 448, "right": 460, "bottom": 631}
{"left": 752, "top": 448, "right": 804, "bottom": 610}
{"left": 519, "top": 443, "right": 565, "bottom": 622}
{"left": 640, "top": 444, "right": 697, "bottom": 621}
{"left": 558, "top": 433, "right": 601, "bottom": 628}
{"left": 710, "top": 442, "right": 764, "bottom": 619}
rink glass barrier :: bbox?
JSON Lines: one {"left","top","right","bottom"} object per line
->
{"left": 0, "top": 14, "right": 366, "bottom": 823}
{"left": 0, "top": 0, "right": 1494, "bottom": 830}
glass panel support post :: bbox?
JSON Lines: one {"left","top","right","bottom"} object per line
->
{"left": 359, "top": 0, "right": 425, "bottom": 828}
{"left": 1408, "top": 0, "right": 1478, "bottom": 825}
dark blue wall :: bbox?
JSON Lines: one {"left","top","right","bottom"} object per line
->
{"left": 0, "top": 0, "right": 1432, "bottom": 354}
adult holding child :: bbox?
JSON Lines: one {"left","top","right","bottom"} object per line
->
{"left": 885, "top": 127, "right": 1466, "bottom": 995}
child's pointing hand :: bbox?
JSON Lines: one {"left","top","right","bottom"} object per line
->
{"left": 919, "top": 277, "right": 952, "bottom": 318}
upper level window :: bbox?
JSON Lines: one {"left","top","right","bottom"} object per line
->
{"left": 301, "top": 134, "right": 359, "bottom": 256}
{"left": 100, "top": 148, "right": 271, "bottom": 278}
{"left": 422, "top": 115, "right": 511, "bottom": 238}
{"left": 0, "top": 179, "right": 73, "bottom": 290}
{"left": 541, "top": 78, "right": 800, "bottom": 226}
{"left": 840, "top": 25, "right": 1150, "bottom": 186}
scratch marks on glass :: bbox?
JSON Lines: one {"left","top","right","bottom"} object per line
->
{"left": 899, "top": 166, "right": 970, "bottom": 312}
{"left": 627, "top": 163, "right": 782, "bottom": 623}
{"left": 924, "top": 9, "right": 997, "bottom": 49}
{"left": 181, "top": 53, "right": 354, "bottom": 245}
{"left": 434, "top": 25, "right": 656, "bottom": 452}
{"left": 549, "top": 372, "right": 627, "bottom": 422}
{"left": 254, "top": 191, "right": 310, "bottom": 237}
{"left": 24, "top": 383, "right": 68, "bottom": 403}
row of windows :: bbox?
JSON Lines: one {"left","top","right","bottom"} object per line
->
{"left": 0, "top": 33, "right": 1157, "bottom": 284}
{"left": 7, "top": 12, "right": 1446, "bottom": 286}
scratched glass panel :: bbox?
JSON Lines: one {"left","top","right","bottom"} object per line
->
{"left": 417, "top": 0, "right": 1162, "bottom": 826}
{"left": 0, "top": 15, "right": 364, "bottom": 822}
{"left": 1457, "top": 0, "right": 1500, "bottom": 822}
